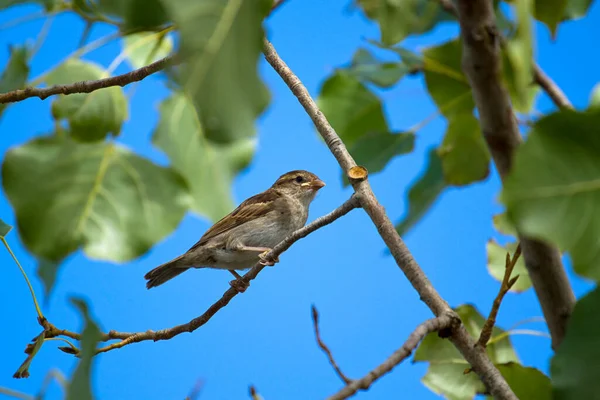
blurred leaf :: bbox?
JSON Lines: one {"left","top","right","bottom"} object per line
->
{"left": 505, "top": 0, "right": 534, "bottom": 111}
{"left": 492, "top": 212, "right": 518, "bottom": 237}
{"left": 438, "top": 114, "right": 490, "bottom": 186}
{"left": 123, "top": 32, "right": 173, "bottom": 69}
{"left": 423, "top": 39, "right": 475, "bottom": 118}
{"left": 0, "top": 218, "right": 12, "bottom": 237}
{"left": 45, "top": 59, "right": 127, "bottom": 142}
{"left": 396, "top": 149, "right": 446, "bottom": 236}
{"left": 37, "top": 258, "right": 59, "bottom": 299}
{"left": 344, "top": 131, "right": 414, "bottom": 186}
{"left": 0, "top": 0, "right": 56, "bottom": 10}
{"left": 357, "top": 0, "right": 452, "bottom": 45}
{"left": 350, "top": 131, "right": 414, "bottom": 174}
{"left": 13, "top": 332, "right": 44, "bottom": 379}
{"left": 415, "top": 304, "right": 519, "bottom": 399}
{"left": 589, "top": 83, "right": 600, "bottom": 109}
{"left": 66, "top": 299, "right": 102, "bottom": 400}
{"left": 535, "top": 0, "right": 568, "bottom": 36}
{"left": 93, "top": 0, "right": 169, "bottom": 30}
{"left": 495, "top": 363, "right": 551, "bottom": 400}
{"left": 502, "top": 49, "right": 539, "bottom": 113}
{"left": 487, "top": 240, "right": 532, "bottom": 292}
{"left": 165, "top": 0, "right": 271, "bottom": 143}
{"left": 502, "top": 109, "right": 600, "bottom": 281}
{"left": 318, "top": 72, "right": 388, "bottom": 147}
{"left": 2, "top": 136, "right": 190, "bottom": 263}
{"left": 563, "top": 0, "right": 594, "bottom": 19}
{"left": 346, "top": 48, "right": 412, "bottom": 88}
{"left": 153, "top": 93, "right": 254, "bottom": 221}
{"left": 552, "top": 286, "right": 600, "bottom": 399}
{"left": 0, "top": 46, "right": 30, "bottom": 119}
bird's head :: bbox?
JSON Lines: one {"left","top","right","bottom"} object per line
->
{"left": 271, "top": 170, "right": 326, "bottom": 205}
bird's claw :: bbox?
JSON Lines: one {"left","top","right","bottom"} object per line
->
{"left": 229, "top": 278, "right": 249, "bottom": 293}
{"left": 258, "top": 250, "right": 278, "bottom": 266}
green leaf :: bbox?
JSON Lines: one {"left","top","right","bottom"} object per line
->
{"left": 396, "top": 149, "right": 446, "bottom": 236}
{"left": 0, "top": 218, "right": 12, "bottom": 237}
{"left": 496, "top": 363, "right": 551, "bottom": 400}
{"left": 123, "top": 32, "right": 173, "bottom": 69}
{"left": 37, "top": 258, "right": 59, "bottom": 299}
{"left": 492, "top": 212, "right": 518, "bottom": 237}
{"left": 153, "top": 93, "right": 254, "bottom": 221}
{"left": 164, "top": 0, "right": 271, "bottom": 143}
{"left": 45, "top": 59, "right": 127, "bottom": 142}
{"left": 0, "top": 46, "right": 30, "bottom": 119}
{"left": 346, "top": 48, "right": 412, "bottom": 88}
{"left": 13, "top": 332, "right": 44, "bottom": 379}
{"left": 505, "top": 0, "right": 534, "bottom": 111}
{"left": 487, "top": 240, "right": 532, "bottom": 292}
{"left": 438, "top": 114, "right": 490, "bottom": 186}
{"left": 357, "top": 0, "right": 452, "bottom": 45}
{"left": 423, "top": 39, "right": 475, "bottom": 118}
{"left": 589, "top": 83, "right": 600, "bottom": 110}
{"left": 535, "top": 0, "right": 568, "bottom": 36}
{"left": 349, "top": 131, "right": 414, "bottom": 175}
{"left": 502, "top": 49, "right": 539, "bottom": 113}
{"left": 2, "top": 136, "right": 190, "bottom": 263}
{"left": 93, "top": 0, "right": 169, "bottom": 30}
{"left": 415, "top": 304, "right": 519, "bottom": 399}
{"left": 0, "top": 0, "right": 56, "bottom": 10}
{"left": 502, "top": 109, "right": 600, "bottom": 281}
{"left": 66, "top": 299, "right": 102, "bottom": 400}
{"left": 318, "top": 72, "right": 388, "bottom": 147}
{"left": 563, "top": 0, "right": 594, "bottom": 19}
{"left": 552, "top": 286, "right": 600, "bottom": 399}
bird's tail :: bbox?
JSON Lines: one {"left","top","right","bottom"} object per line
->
{"left": 144, "top": 255, "right": 190, "bottom": 289}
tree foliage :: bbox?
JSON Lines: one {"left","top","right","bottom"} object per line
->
{"left": 0, "top": 0, "right": 598, "bottom": 398}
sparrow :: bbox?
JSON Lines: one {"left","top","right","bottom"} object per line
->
{"left": 144, "top": 170, "right": 325, "bottom": 292}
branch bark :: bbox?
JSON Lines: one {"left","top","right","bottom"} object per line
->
{"left": 455, "top": 0, "right": 575, "bottom": 350}
{"left": 0, "top": 55, "right": 174, "bottom": 104}
{"left": 437, "top": 0, "right": 573, "bottom": 110}
{"left": 263, "top": 39, "right": 517, "bottom": 400}
{"left": 327, "top": 314, "right": 457, "bottom": 400}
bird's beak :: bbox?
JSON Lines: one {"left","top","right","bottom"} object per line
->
{"left": 311, "top": 179, "right": 326, "bottom": 190}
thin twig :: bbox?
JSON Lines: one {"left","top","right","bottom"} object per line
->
{"left": 454, "top": 0, "right": 575, "bottom": 350}
{"left": 478, "top": 244, "right": 521, "bottom": 347}
{"left": 311, "top": 305, "right": 352, "bottom": 384}
{"left": 0, "top": 55, "right": 174, "bottom": 104}
{"left": 262, "top": 38, "right": 517, "bottom": 400}
{"left": 36, "top": 197, "right": 360, "bottom": 358}
{"left": 327, "top": 314, "right": 457, "bottom": 400}
{"left": 532, "top": 64, "right": 572, "bottom": 109}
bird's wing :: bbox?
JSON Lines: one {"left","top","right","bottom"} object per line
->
{"left": 188, "top": 189, "right": 281, "bottom": 250}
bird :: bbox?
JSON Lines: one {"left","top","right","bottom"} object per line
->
{"left": 144, "top": 170, "right": 325, "bottom": 292}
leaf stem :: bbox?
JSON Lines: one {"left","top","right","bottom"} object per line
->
{"left": 2, "top": 238, "right": 43, "bottom": 320}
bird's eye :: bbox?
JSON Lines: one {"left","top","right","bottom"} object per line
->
{"left": 295, "top": 176, "right": 304, "bottom": 183}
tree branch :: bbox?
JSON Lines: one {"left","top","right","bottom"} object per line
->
{"left": 455, "top": 0, "right": 575, "bottom": 350}
{"left": 311, "top": 305, "right": 352, "bottom": 384}
{"left": 0, "top": 55, "right": 174, "bottom": 104}
{"left": 437, "top": 0, "right": 573, "bottom": 110}
{"left": 35, "top": 196, "right": 359, "bottom": 357}
{"left": 478, "top": 244, "right": 521, "bottom": 347}
{"left": 327, "top": 314, "right": 457, "bottom": 400}
{"left": 262, "top": 39, "right": 517, "bottom": 400}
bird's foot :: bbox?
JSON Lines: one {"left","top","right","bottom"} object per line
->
{"left": 229, "top": 278, "right": 249, "bottom": 293}
{"left": 259, "top": 250, "right": 279, "bottom": 266}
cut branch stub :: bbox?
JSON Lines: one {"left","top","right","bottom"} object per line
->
{"left": 348, "top": 166, "right": 368, "bottom": 182}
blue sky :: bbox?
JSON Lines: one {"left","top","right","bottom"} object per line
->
{"left": 0, "top": 1, "right": 598, "bottom": 399}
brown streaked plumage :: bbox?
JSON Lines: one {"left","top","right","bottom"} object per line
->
{"left": 144, "top": 170, "right": 325, "bottom": 290}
